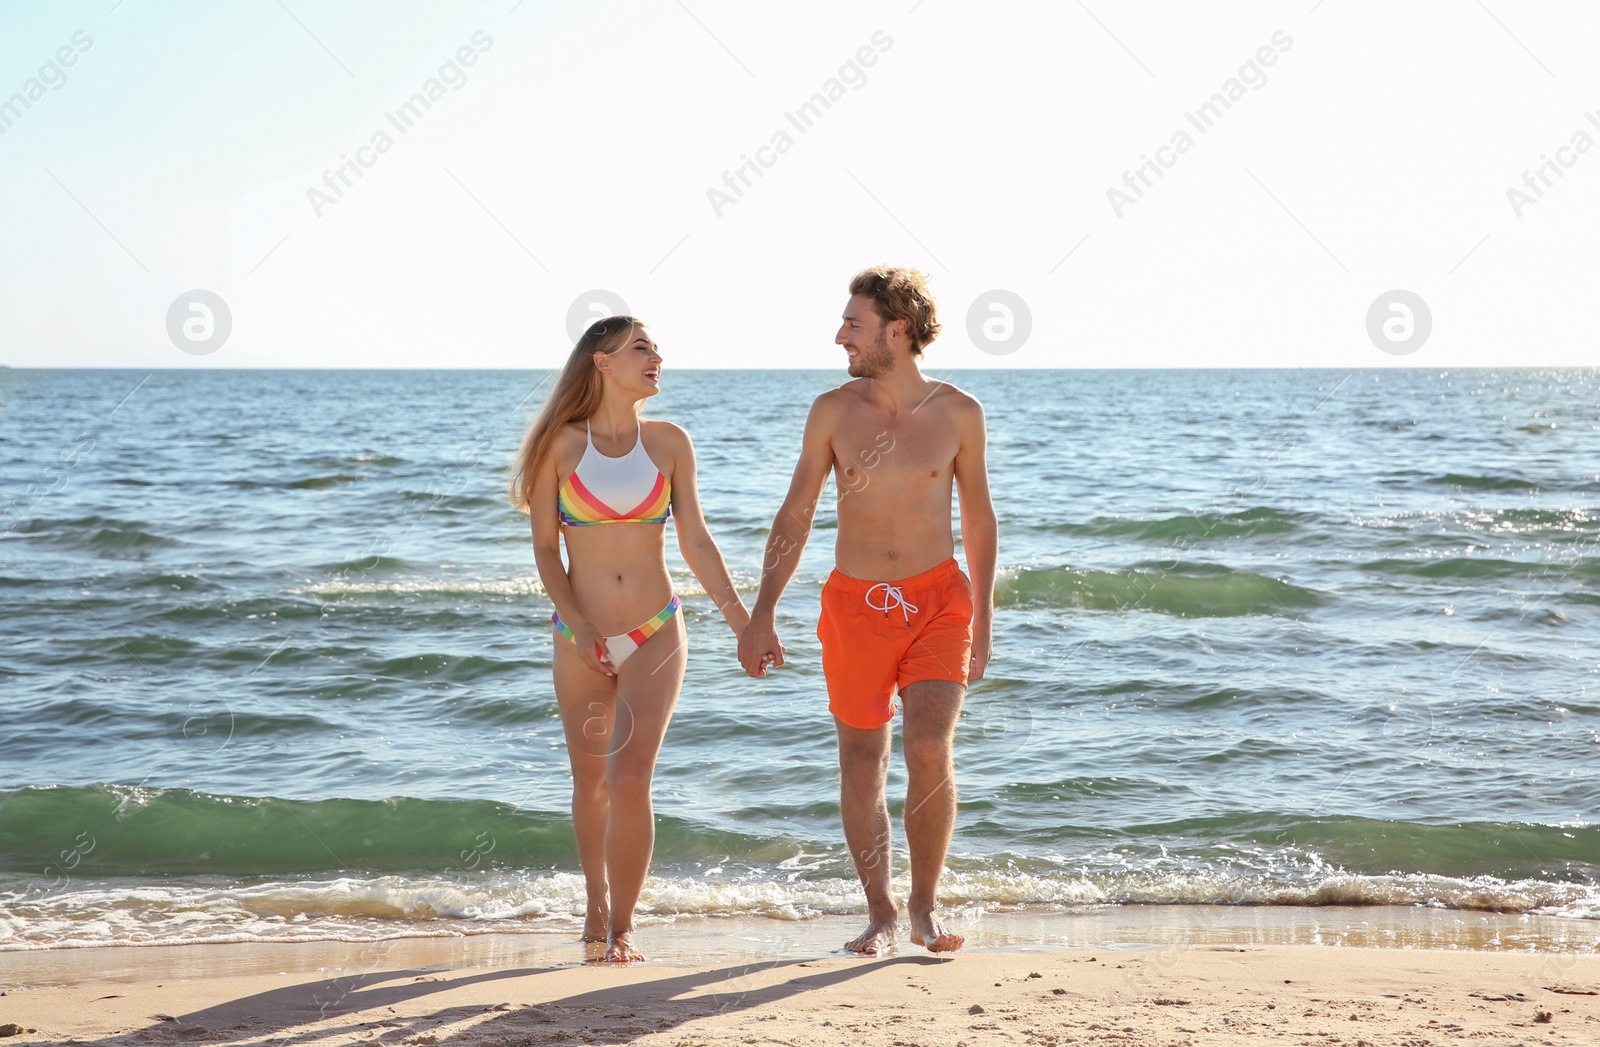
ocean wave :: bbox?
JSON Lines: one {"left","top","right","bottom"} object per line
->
{"left": 48, "top": 633, "right": 205, "bottom": 665}
{"left": 4, "top": 865, "right": 1596, "bottom": 950}
{"left": 229, "top": 474, "right": 361, "bottom": 490}
{"left": 1358, "top": 555, "right": 1599, "bottom": 582}
{"left": 366, "top": 651, "right": 545, "bottom": 683}
{"left": 292, "top": 567, "right": 770, "bottom": 602}
{"left": 446, "top": 695, "right": 559, "bottom": 727}
{"left": 1426, "top": 472, "right": 1543, "bottom": 492}
{"left": 5, "top": 514, "right": 180, "bottom": 553}
{"left": 1350, "top": 506, "right": 1600, "bottom": 542}
{"left": 996, "top": 563, "right": 1322, "bottom": 617}
{"left": 3, "top": 698, "right": 339, "bottom": 737}
{"left": 0, "top": 785, "right": 786, "bottom": 876}
{"left": 313, "top": 555, "right": 412, "bottom": 576}
{"left": 154, "top": 595, "right": 326, "bottom": 624}
{"left": 130, "top": 571, "right": 220, "bottom": 591}
{"left": 396, "top": 490, "right": 503, "bottom": 510}
{"left": 6, "top": 787, "right": 1595, "bottom": 885}
{"left": 1168, "top": 686, "right": 1325, "bottom": 711}
{"left": 286, "top": 474, "right": 360, "bottom": 490}
{"left": 296, "top": 576, "right": 546, "bottom": 599}
{"left": 1041, "top": 507, "right": 1315, "bottom": 543}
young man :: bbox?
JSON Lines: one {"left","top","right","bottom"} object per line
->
{"left": 738, "top": 265, "right": 997, "bottom": 954}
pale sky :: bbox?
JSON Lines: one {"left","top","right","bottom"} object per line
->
{"left": 1, "top": 0, "right": 1597, "bottom": 369}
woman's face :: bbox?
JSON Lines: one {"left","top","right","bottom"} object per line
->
{"left": 598, "top": 325, "right": 662, "bottom": 397}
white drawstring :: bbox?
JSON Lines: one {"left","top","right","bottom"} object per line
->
{"left": 864, "top": 582, "right": 919, "bottom": 623}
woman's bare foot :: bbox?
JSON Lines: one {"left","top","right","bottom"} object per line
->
{"left": 580, "top": 905, "right": 608, "bottom": 944}
{"left": 844, "top": 911, "right": 899, "bottom": 955}
{"left": 605, "top": 930, "right": 646, "bottom": 963}
{"left": 908, "top": 906, "right": 964, "bottom": 952}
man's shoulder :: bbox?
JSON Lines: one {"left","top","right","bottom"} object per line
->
{"left": 924, "top": 379, "right": 985, "bottom": 418}
{"left": 809, "top": 380, "right": 869, "bottom": 413}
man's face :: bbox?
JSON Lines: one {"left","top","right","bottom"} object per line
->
{"left": 836, "top": 294, "right": 895, "bottom": 379}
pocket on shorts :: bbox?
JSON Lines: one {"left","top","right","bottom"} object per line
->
{"left": 949, "top": 570, "right": 974, "bottom": 611}
{"left": 817, "top": 580, "right": 840, "bottom": 642}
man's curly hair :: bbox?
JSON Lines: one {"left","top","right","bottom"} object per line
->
{"left": 848, "top": 265, "right": 941, "bottom": 355}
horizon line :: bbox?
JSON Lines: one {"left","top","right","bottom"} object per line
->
{"left": 4, "top": 364, "right": 1594, "bottom": 372}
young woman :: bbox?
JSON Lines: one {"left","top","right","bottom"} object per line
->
{"left": 507, "top": 315, "right": 750, "bottom": 962}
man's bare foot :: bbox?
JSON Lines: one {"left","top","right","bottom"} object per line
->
{"left": 844, "top": 913, "right": 899, "bottom": 955}
{"left": 605, "top": 930, "right": 646, "bottom": 963}
{"left": 908, "top": 907, "right": 964, "bottom": 953}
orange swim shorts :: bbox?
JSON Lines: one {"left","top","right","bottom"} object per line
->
{"left": 817, "top": 557, "right": 975, "bottom": 730}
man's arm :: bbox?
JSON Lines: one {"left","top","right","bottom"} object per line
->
{"left": 953, "top": 396, "right": 997, "bottom": 682}
{"left": 737, "top": 394, "right": 837, "bottom": 677}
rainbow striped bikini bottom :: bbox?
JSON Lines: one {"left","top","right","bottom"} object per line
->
{"left": 551, "top": 594, "right": 681, "bottom": 671}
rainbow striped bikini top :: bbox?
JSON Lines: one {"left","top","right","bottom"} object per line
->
{"left": 557, "top": 421, "right": 672, "bottom": 526}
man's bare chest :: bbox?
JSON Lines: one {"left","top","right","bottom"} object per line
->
{"left": 833, "top": 415, "right": 958, "bottom": 495}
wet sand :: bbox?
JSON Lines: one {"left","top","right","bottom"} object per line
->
{"left": 5, "top": 907, "right": 1599, "bottom": 1045}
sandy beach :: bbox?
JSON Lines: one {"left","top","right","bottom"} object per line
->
{"left": 6, "top": 908, "right": 1599, "bottom": 1046}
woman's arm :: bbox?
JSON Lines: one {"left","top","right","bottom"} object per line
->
{"left": 529, "top": 429, "right": 614, "bottom": 676}
{"left": 662, "top": 422, "right": 751, "bottom": 637}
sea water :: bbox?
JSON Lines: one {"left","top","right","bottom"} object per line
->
{"left": 1, "top": 367, "right": 1596, "bottom": 949}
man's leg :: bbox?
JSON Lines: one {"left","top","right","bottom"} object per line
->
{"left": 900, "top": 679, "right": 966, "bottom": 952}
{"left": 835, "top": 717, "right": 897, "bottom": 954}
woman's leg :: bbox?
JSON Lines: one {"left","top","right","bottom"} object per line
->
{"left": 552, "top": 635, "right": 619, "bottom": 943}
{"left": 603, "top": 612, "right": 687, "bottom": 961}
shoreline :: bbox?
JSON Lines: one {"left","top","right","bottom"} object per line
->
{"left": 3, "top": 908, "right": 1599, "bottom": 1046}
{"left": 6, "top": 904, "right": 1596, "bottom": 989}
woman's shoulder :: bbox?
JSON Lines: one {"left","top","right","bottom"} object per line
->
{"left": 553, "top": 420, "right": 589, "bottom": 444}
{"left": 641, "top": 418, "right": 690, "bottom": 447}
{"left": 547, "top": 420, "right": 588, "bottom": 470}
{"left": 640, "top": 419, "right": 692, "bottom": 475}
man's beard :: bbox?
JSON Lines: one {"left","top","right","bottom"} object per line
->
{"left": 847, "top": 332, "right": 894, "bottom": 378}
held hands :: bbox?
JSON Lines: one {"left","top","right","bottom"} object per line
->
{"left": 737, "top": 614, "right": 785, "bottom": 678}
{"left": 572, "top": 619, "right": 616, "bottom": 677}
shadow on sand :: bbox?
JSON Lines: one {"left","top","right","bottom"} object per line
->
{"left": 77, "top": 951, "right": 952, "bottom": 1046}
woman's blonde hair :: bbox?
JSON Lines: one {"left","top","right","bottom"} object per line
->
{"left": 507, "top": 315, "right": 644, "bottom": 512}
